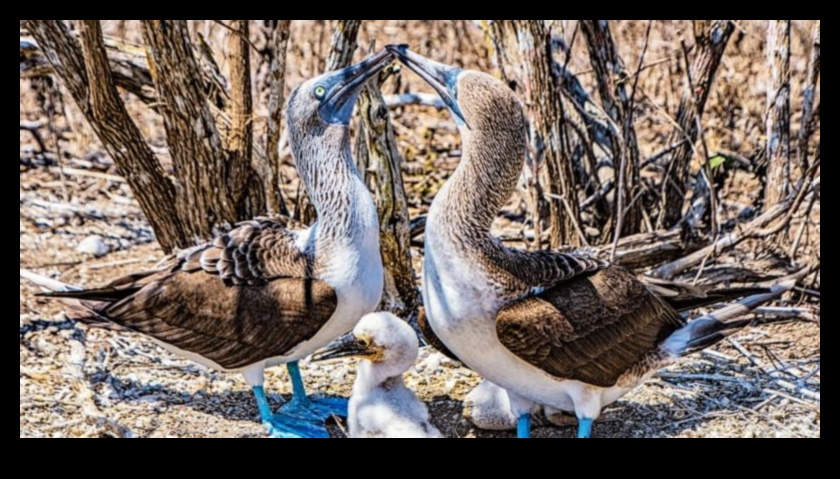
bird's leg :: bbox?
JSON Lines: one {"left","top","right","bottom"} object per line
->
{"left": 252, "top": 386, "right": 327, "bottom": 439}
{"left": 252, "top": 386, "right": 273, "bottom": 423}
{"left": 517, "top": 414, "right": 532, "bottom": 439}
{"left": 578, "top": 418, "right": 594, "bottom": 439}
{"left": 279, "top": 362, "right": 349, "bottom": 422}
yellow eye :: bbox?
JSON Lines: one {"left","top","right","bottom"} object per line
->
{"left": 314, "top": 85, "right": 326, "bottom": 99}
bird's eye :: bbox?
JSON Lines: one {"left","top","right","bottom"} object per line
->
{"left": 359, "top": 338, "right": 370, "bottom": 347}
{"left": 313, "top": 85, "right": 327, "bottom": 99}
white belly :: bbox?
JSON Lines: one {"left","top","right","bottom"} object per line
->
{"left": 423, "top": 244, "right": 635, "bottom": 419}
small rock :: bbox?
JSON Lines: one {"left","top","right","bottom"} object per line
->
{"left": 77, "top": 235, "right": 110, "bottom": 257}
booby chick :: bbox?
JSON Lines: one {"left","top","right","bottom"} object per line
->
{"left": 25, "top": 50, "right": 393, "bottom": 439}
{"left": 389, "top": 45, "right": 790, "bottom": 439}
{"left": 314, "top": 313, "right": 443, "bottom": 438}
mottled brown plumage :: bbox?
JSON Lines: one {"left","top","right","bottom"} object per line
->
{"left": 496, "top": 266, "right": 684, "bottom": 388}
{"left": 42, "top": 216, "right": 338, "bottom": 370}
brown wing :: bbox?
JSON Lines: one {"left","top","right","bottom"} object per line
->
{"left": 99, "top": 274, "right": 336, "bottom": 369}
{"left": 481, "top": 240, "right": 607, "bottom": 296}
{"left": 43, "top": 216, "right": 337, "bottom": 369}
{"left": 179, "top": 216, "right": 311, "bottom": 286}
{"left": 496, "top": 265, "right": 684, "bottom": 388}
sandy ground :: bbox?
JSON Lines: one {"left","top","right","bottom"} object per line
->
{"left": 20, "top": 165, "right": 820, "bottom": 439}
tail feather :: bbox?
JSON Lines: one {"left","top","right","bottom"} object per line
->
{"left": 662, "top": 280, "right": 795, "bottom": 358}
{"left": 36, "top": 287, "right": 137, "bottom": 303}
{"left": 644, "top": 277, "right": 771, "bottom": 312}
{"left": 665, "top": 287, "right": 771, "bottom": 312}
{"left": 20, "top": 269, "right": 111, "bottom": 326}
{"left": 20, "top": 269, "right": 81, "bottom": 293}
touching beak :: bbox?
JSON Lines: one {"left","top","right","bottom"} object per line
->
{"left": 320, "top": 49, "right": 394, "bottom": 124}
{"left": 312, "top": 333, "right": 376, "bottom": 363}
{"left": 386, "top": 44, "right": 468, "bottom": 127}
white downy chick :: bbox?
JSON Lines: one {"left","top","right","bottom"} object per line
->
{"left": 314, "top": 312, "right": 442, "bottom": 438}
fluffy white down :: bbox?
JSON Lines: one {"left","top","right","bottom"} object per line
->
{"left": 348, "top": 313, "right": 442, "bottom": 439}
{"left": 463, "top": 379, "right": 518, "bottom": 431}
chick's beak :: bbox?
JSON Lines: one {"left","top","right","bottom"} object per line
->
{"left": 386, "top": 44, "right": 468, "bottom": 127}
{"left": 320, "top": 49, "right": 394, "bottom": 124}
{"left": 312, "top": 333, "right": 376, "bottom": 362}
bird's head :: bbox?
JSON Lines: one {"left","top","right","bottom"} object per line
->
{"left": 386, "top": 44, "right": 524, "bottom": 134}
{"left": 286, "top": 49, "right": 394, "bottom": 133}
{"left": 313, "top": 312, "right": 419, "bottom": 376}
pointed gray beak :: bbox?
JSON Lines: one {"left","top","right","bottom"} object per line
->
{"left": 312, "top": 333, "right": 376, "bottom": 363}
{"left": 319, "top": 49, "right": 394, "bottom": 124}
{"left": 386, "top": 44, "right": 468, "bottom": 127}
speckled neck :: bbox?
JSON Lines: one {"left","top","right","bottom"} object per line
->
{"left": 438, "top": 123, "right": 525, "bottom": 236}
{"left": 291, "top": 124, "right": 376, "bottom": 242}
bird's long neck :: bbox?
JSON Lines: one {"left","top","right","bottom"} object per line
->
{"left": 433, "top": 121, "right": 525, "bottom": 237}
{"left": 295, "top": 126, "right": 377, "bottom": 241}
{"left": 354, "top": 361, "right": 406, "bottom": 395}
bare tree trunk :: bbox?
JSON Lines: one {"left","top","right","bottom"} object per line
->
{"left": 580, "top": 20, "right": 642, "bottom": 238}
{"left": 226, "top": 20, "right": 264, "bottom": 217}
{"left": 262, "top": 20, "right": 291, "bottom": 216}
{"left": 660, "top": 20, "right": 734, "bottom": 228}
{"left": 765, "top": 20, "right": 792, "bottom": 209}
{"left": 326, "top": 20, "right": 361, "bottom": 71}
{"left": 355, "top": 70, "right": 420, "bottom": 321}
{"left": 797, "top": 21, "right": 819, "bottom": 172}
{"left": 512, "top": 20, "right": 581, "bottom": 248}
{"left": 24, "top": 20, "right": 186, "bottom": 253}
{"left": 142, "top": 20, "right": 241, "bottom": 241}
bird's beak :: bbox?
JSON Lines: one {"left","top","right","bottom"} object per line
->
{"left": 386, "top": 44, "right": 468, "bottom": 127}
{"left": 320, "top": 49, "right": 394, "bottom": 124}
{"left": 312, "top": 333, "right": 377, "bottom": 363}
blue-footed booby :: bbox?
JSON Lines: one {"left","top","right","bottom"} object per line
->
{"left": 389, "top": 45, "right": 790, "bottom": 439}
{"left": 25, "top": 50, "right": 393, "bottom": 439}
{"left": 314, "top": 312, "right": 442, "bottom": 438}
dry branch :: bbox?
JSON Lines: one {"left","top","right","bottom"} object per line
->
{"left": 326, "top": 20, "right": 362, "bottom": 71}
{"left": 227, "top": 21, "right": 254, "bottom": 194}
{"left": 263, "top": 20, "right": 291, "bottom": 216}
{"left": 652, "top": 173, "right": 817, "bottom": 280}
{"left": 356, "top": 69, "right": 420, "bottom": 322}
{"left": 660, "top": 21, "right": 735, "bottom": 228}
{"left": 797, "top": 22, "right": 820, "bottom": 171}
{"left": 142, "top": 20, "right": 237, "bottom": 241}
{"left": 511, "top": 20, "right": 581, "bottom": 248}
{"left": 581, "top": 20, "right": 642, "bottom": 237}
{"left": 765, "top": 21, "right": 792, "bottom": 208}
{"left": 24, "top": 20, "right": 185, "bottom": 252}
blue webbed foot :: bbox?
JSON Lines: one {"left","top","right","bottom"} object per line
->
{"left": 578, "top": 418, "right": 594, "bottom": 439}
{"left": 517, "top": 414, "right": 531, "bottom": 439}
{"left": 252, "top": 385, "right": 330, "bottom": 439}
{"left": 264, "top": 414, "right": 330, "bottom": 439}
{"left": 303, "top": 396, "right": 349, "bottom": 419}
{"left": 282, "top": 361, "right": 349, "bottom": 421}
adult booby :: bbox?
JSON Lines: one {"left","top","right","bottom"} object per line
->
{"left": 389, "top": 45, "right": 787, "bottom": 439}
{"left": 314, "top": 312, "right": 442, "bottom": 438}
{"left": 28, "top": 50, "right": 392, "bottom": 439}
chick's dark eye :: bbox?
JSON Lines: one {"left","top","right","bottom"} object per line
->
{"left": 314, "top": 85, "right": 327, "bottom": 99}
